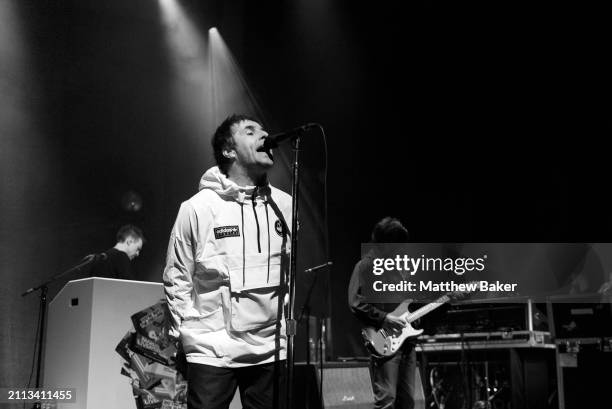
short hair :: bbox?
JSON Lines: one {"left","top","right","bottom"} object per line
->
{"left": 211, "top": 114, "right": 260, "bottom": 174}
{"left": 116, "top": 224, "right": 145, "bottom": 243}
{"left": 371, "top": 217, "right": 409, "bottom": 243}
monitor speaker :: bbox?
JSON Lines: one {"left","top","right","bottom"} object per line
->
{"left": 293, "top": 362, "right": 425, "bottom": 409}
{"left": 294, "top": 362, "right": 373, "bottom": 409}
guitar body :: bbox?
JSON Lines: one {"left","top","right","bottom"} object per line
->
{"left": 360, "top": 284, "right": 474, "bottom": 358}
{"left": 361, "top": 300, "right": 423, "bottom": 358}
{"left": 362, "top": 323, "right": 423, "bottom": 358}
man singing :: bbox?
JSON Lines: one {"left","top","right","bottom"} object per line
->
{"left": 163, "top": 114, "right": 292, "bottom": 409}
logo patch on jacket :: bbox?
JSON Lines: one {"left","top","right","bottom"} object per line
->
{"left": 214, "top": 225, "right": 240, "bottom": 239}
{"left": 274, "top": 220, "right": 285, "bottom": 237}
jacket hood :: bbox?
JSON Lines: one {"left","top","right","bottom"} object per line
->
{"left": 199, "top": 166, "right": 265, "bottom": 203}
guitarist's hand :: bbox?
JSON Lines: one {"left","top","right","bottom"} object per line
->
{"left": 383, "top": 314, "right": 406, "bottom": 332}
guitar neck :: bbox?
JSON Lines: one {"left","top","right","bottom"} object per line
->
{"left": 406, "top": 294, "right": 450, "bottom": 322}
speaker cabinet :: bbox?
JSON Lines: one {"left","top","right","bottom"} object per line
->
{"left": 293, "top": 361, "right": 425, "bottom": 409}
{"left": 294, "top": 362, "right": 373, "bottom": 409}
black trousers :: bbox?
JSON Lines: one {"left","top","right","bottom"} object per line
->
{"left": 369, "top": 344, "right": 417, "bottom": 409}
{"left": 187, "top": 361, "right": 286, "bottom": 409}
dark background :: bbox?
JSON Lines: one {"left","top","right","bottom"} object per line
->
{"left": 1, "top": 0, "right": 610, "bottom": 393}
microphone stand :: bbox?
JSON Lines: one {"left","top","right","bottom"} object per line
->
{"left": 21, "top": 254, "right": 98, "bottom": 409}
{"left": 298, "top": 271, "right": 319, "bottom": 366}
{"left": 286, "top": 133, "right": 303, "bottom": 409}
{"left": 297, "top": 262, "right": 333, "bottom": 365}
{"left": 297, "top": 262, "right": 332, "bottom": 409}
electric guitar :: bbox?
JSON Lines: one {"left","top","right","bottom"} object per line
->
{"left": 361, "top": 287, "right": 474, "bottom": 358}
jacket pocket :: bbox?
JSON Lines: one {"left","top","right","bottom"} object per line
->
{"left": 179, "top": 307, "right": 225, "bottom": 356}
{"left": 228, "top": 287, "right": 283, "bottom": 332}
{"left": 226, "top": 254, "right": 282, "bottom": 291}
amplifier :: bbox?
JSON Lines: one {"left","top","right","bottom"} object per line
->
{"left": 547, "top": 295, "right": 612, "bottom": 408}
{"left": 555, "top": 337, "right": 612, "bottom": 353}
{"left": 547, "top": 293, "right": 612, "bottom": 339}
{"left": 293, "top": 362, "right": 373, "bottom": 409}
{"left": 422, "top": 296, "right": 549, "bottom": 335}
{"left": 293, "top": 362, "right": 425, "bottom": 409}
{"left": 417, "top": 330, "right": 553, "bottom": 352}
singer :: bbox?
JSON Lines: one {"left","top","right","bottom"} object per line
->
{"left": 163, "top": 114, "right": 292, "bottom": 409}
{"left": 90, "top": 224, "right": 145, "bottom": 280}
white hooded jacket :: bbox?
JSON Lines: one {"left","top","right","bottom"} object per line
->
{"left": 163, "top": 166, "right": 292, "bottom": 367}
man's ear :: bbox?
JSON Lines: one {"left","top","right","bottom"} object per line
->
{"left": 125, "top": 237, "right": 134, "bottom": 245}
{"left": 223, "top": 149, "right": 236, "bottom": 159}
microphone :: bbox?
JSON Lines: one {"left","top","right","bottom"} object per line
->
{"left": 258, "top": 123, "right": 319, "bottom": 150}
{"left": 304, "top": 261, "right": 333, "bottom": 274}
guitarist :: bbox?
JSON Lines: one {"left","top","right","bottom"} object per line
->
{"left": 348, "top": 217, "right": 417, "bottom": 409}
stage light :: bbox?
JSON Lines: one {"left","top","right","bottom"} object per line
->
{"left": 157, "top": 0, "right": 214, "bottom": 138}
{"left": 207, "top": 28, "right": 264, "bottom": 124}
{"left": 121, "top": 190, "right": 143, "bottom": 212}
{"left": 158, "top": 0, "right": 206, "bottom": 64}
